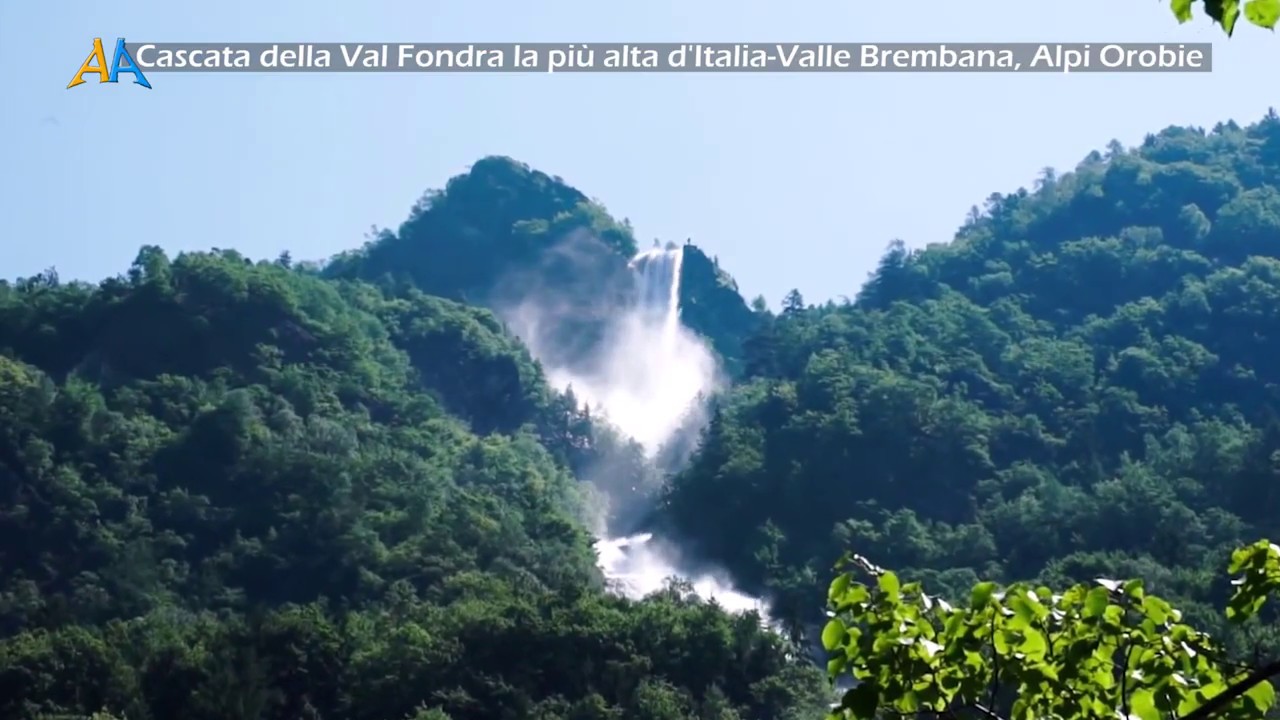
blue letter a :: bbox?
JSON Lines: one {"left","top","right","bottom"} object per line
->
{"left": 109, "top": 39, "right": 151, "bottom": 88}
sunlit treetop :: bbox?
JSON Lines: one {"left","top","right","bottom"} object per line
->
{"left": 823, "top": 540, "right": 1280, "bottom": 720}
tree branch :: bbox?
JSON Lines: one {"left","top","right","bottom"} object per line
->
{"left": 1182, "top": 659, "right": 1280, "bottom": 720}
{"left": 987, "top": 615, "right": 1000, "bottom": 713}
{"left": 971, "top": 701, "right": 1006, "bottom": 720}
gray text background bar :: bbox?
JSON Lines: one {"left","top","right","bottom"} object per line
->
{"left": 125, "top": 42, "right": 1213, "bottom": 73}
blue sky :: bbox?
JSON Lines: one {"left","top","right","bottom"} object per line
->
{"left": 1, "top": 0, "right": 1275, "bottom": 307}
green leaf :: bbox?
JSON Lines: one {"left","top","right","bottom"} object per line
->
{"left": 1008, "top": 591, "right": 1046, "bottom": 627}
{"left": 1018, "top": 628, "right": 1048, "bottom": 658}
{"left": 878, "top": 571, "right": 900, "bottom": 597}
{"left": 1083, "top": 586, "right": 1110, "bottom": 617}
{"left": 827, "top": 657, "right": 845, "bottom": 677}
{"left": 1246, "top": 0, "right": 1280, "bottom": 27}
{"left": 1226, "top": 589, "right": 1267, "bottom": 621}
{"left": 993, "top": 629, "right": 1011, "bottom": 654}
{"left": 841, "top": 682, "right": 879, "bottom": 719}
{"left": 1229, "top": 544, "right": 1254, "bottom": 574}
{"left": 1123, "top": 578, "right": 1145, "bottom": 600}
{"left": 1185, "top": 681, "right": 1229, "bottom": 716}
{"left": 1130, "top": 688, "right": 1160, "bottom": 720}
{"left": 1091, "top": 665, "right": 1114, "bottom": 691}
{"left": 829, "top": 572, "right": 851, "bottom": 602}
{"left": 1245, "top": 679, "right": 1276, "bottom": 712}
{"left": 1172, "top": 0, "right": 1195, "bottom": 22}
{"left": 970, "top": 581, "right": 997, "bottom": 610}
{"left": 1222, "top": 0, "right": 1242, "bottom": 34}
{"left": 1103, "top": 604, "right": 1125, "bottom": 627}
{"left": 841, "top": 584, "right": 871, "bottom": 608}
{"left": 822, "top": 619, "right": 847, "bottom": 651}
{"left": 1141, "top": 595, "right": 1170, "bottom": 625}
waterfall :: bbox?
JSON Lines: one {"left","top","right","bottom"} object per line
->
{"left": 499, "top": 236, "right": 768, "bottom": 620}
{"left": 628, "top": 244, "right": 685, "bottom": 345}
{"left": 585, "top": 243, "right": 769, "bottom": 620}
{"left": 594, "top": 532, "right": 769, "bottom": 616}
{"left": 539, "top": 244, "right": 714, "bottom": 455}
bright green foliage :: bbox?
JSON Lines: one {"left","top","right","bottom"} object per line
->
{"left": 1226, "top": 540, "right": 1280, "bottom": 621}
{"left": 1174, "top": 0, "right": 1280, "bottom": 34}
{"left": 1244, "top": 0, "right": 1280, "bottom": 28}
{"left": 824, "top": 545, "right": 1280, "bottom": 720}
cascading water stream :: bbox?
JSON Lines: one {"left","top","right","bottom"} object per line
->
{"left": 629, "top": 245, "right": 685, "bottom": 350}
{"left": 501, "top": 238, "right": 769, "bottom": 620}
{"left": 537, "top": 244, "right": 716, "bottom": 456}
{"left": 504, "top": 239, "right": 831, "bottom": 676}
{"left": 593, "top": 533, "right": 767, "bottom": 615}
{"left": 585, "top": 244, "right": 769, "bottom": 619}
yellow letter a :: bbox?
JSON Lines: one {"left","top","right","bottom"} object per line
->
{"left": 67, "top": 38, "right": 109, "bottom": 88}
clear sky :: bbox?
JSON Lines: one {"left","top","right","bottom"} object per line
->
{"left": 1, "top": 1, "right": 1274, "bottom": 307}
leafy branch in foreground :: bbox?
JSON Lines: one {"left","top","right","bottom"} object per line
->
{"left": 1173, "top": 0, "right": 1280, "bottom": 35}
{"left": 822, "top": 539, "right": 1280, "bottom": 720}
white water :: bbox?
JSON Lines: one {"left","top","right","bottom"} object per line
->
{"left": 509, "top": 241, "right": 769, "bottom": 618}
{"left": 540, "top": 246, "right": 717, "bottom": 454}
{"left": 594, "top": 532, "right": 769, "bottom": 616}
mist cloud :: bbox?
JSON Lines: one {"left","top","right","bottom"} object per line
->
{"left": 496, "top": 233, "right": 766, "bottom": 621}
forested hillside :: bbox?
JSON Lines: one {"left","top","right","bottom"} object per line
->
{"left": 11, "top": 108, "right": 1280, "bottom": 720}
{"left": 0, "top": 249, "right": 824, "bottom": 717}
{"left": 659, "top": 111, "right": 1280, "bottom": 657}
{"left": 324, "top": 157, "right": 756, "bottom": 378}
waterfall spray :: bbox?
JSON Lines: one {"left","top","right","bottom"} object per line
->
{"left": 591, "top": 244, "right": 768, "bottom": 618}
{"left": 539, "top": 244, "right": 714, "bottom": 455}
{"left": 501, "top": 238, "right": 768, "bottom": 619}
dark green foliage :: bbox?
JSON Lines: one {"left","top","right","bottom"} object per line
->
{"left": 325, "top": 156, "right": 638, "bottom": 301}
{"left": 677, "top": 246, "right": 758, "bottom": 378}
{"left": 0, "top": 583, "right": 822, "bottom": 720}
{"left": 325, "top": 157, "right": 753, "bottom": 378}
{"left": 659, "top": 112, "right": 1280, "bottom": 660}
{"left": 0, "top": 247, "right": 823, "bottom": 719}
{"left": 19, "top": 107, "right": 1280, "bottom": 720}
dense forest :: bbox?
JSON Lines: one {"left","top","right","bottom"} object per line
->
{"left": 6, "top": 110, "right": 1280, "bottom": 719}
{"left": 0, "top": 249, "right": 822, "bottom": 716}
{"left": 660, "top": 111, "right": 1280, "bottom": 658}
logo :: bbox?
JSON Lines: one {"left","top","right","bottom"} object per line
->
{"left": 67, "top": 38, "right": 152, "bottom": 89}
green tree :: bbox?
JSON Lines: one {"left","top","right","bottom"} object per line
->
{"left": 0, "top": 174, "right": 823, "bottom": 719}
{"left": 822, "top": 540, "right": 1280, "bottom": 720}
{"left": 658, "top": 111, "right": 1280, "bottom": 675}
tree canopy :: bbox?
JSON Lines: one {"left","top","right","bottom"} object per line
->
{"left": 11, "top": 110, "right": 1280, "bottom": 720}
{"left": 652, "top": 112, "right": 1280, "bottom": 713}
{"left": 0, "top": 224, "right": 821, "bottom": 717}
